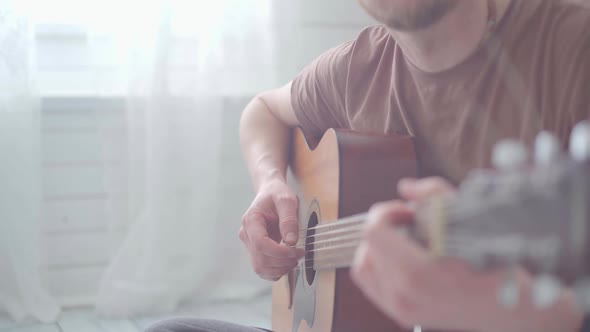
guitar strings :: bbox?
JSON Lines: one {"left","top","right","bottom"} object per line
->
{"left": 295, "top": 199, "right": 477, "bottom": 245}
{"left": 303, "top": 202, "right": 459, "bottom": 268}
{"left": 292, "top": 199, "right": 484, "bottom": 271}
{"left": 294, "top": 198, "right": 468, "bottom": 237}
{"left": 298, "top": 234, "right": 475, "bottom": 270}
{"left": 297, "top": 212, "right": 367, "bottom": 234}
{"left": 294, "top": 227, "right": 364, "bottom": 249}
{"left": 303, "top": 226, "right": 522, "bottom": 271}
{"left": 302, "top": 224, "right": 365, "bottom": 239}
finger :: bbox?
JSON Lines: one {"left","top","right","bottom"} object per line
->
{"left": 259, "top": 267, "right": 293, "bottom": 281}
{"left": 368, "top": 223, "right": 432, "bottom": 299}
{"left": 354, "top": 234, "right": 424, "bottom": 327}
{"left": 255, "top": 237, "right": 301, "bottom": 259}
{"left": 365, "top": 202, "right": 431, "bottom": 280}
{"left": 243, "top": 212, "right": 269, "bottom": 242}
{"left": 398, "top": 177, "right": 454, "bottom": 201}
{"left": 351, "top": 243, "right": 382, "bottom": 305}
{"left": 267, "top": 220, "right": 283, "bottom": 243}
{"left": 252, "top": 261, "right": 295, "bottom": 281}
{"left": 293, "top": 247, "right": 306, "bottom": 259}
{"left": 272, "top": 192, "right": 299, "bottom": 246}
{"left": 256, "top": 254, "right": 299, "bottom": 268}
{"left": 358, "top": 207, "right": 420, "bottom": 272}
{"left": 351, "top": 242, "right": 371, "bottom": 284}
{"left": 368, "top": 220, "right": 429, "bottom": 269}
{"left": 367, "top": 200, "right": 414, "bottom": 229}
{"left": 244, "top": 213, "right": 299, "bottom": 258}
{"left": 238, "top": 226, "right": 249, "bottom": 246}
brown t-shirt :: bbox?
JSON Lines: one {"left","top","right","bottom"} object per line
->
{"left": 291, "top": 0, "right": 590, "bottom": 184}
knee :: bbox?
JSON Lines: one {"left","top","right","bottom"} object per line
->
{"left": 145, "top": 318, "right": 224, "bottom": 332}
{"left": 144, "top": 318, "right": 192, "bottom": 332}
{"left": 144, "top": 319, "right": 171, "bottom": 332}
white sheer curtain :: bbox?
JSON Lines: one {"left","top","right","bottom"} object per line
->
{"left": 0, "top": 3, "right": 60, "bottom": 322}
{"left": 94, "top": 0, "right": 276, "bottom": 317}
{"left": 0, "top": 0, "right": 284, "bottom": 322}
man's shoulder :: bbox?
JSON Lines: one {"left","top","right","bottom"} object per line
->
{"left": 552, "top": 0, "right": 590, "bottom": 13}
{"left": 544, "top": 0, "right": 590, "bottom": 30}
{"left": 529, "top": 0, "right": 590, "bottom": 42}
{"left": 353, "top": 25, "right": 396, "bottom": 53}
{"left": 309, "top": 25, "right": 392, "bottom": 68}
{"left": 538, "top": 0, "right": 590, "bottom": 64}
{"left": 345, "top": 24, "right": 397, "bottom": 72}
{"left": 312, "top": 24, "right": 396, "bottom": 79}
{"left": 501, "top": 0, "right": 590, "bottom": 70}
{"left": 356, "top": 25, "right": 392, "bottom": 41}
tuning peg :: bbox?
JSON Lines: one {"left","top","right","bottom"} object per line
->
{"left": 531, "top": 274, "right": 562, "bottom": 309}
{"left": 535, "top": 131, "right": 561, "bottom": 165}
{"left": 573, "top": 279, "right": 590, "bottom": 312}
{"left": 497, "top": 269, "right": 520, "bottom": 308}
{"left": 492, "top": 139, "right": 528, "bottom": 171}
{"left": 570, "top": 121, "right": 590, "bottom": 161}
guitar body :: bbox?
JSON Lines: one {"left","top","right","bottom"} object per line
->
{"left": 272, "top": 128, "right": 417, "bottom": 332}
{"left": 272, "top": 121, "right": 590, "bottom": 331}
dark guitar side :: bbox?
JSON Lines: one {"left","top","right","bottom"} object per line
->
{"left": 332, "top": 130, "right": 417, "bottom": 332}
{"left": 272, "top": 127, "right": 418, "bottom": 332}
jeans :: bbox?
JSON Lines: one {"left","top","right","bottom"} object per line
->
{"left": 145, "top": 318, "right": 271, "bottom": 332}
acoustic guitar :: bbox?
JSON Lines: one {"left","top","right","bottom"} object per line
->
{"left": 272, "top": 124, "right": 590, "bottom": 332}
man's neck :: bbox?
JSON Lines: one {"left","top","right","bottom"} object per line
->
{"left": 390, "top": 0, "right": 511, "bottom": 73}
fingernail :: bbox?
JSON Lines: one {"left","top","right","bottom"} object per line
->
{"left": 286, "top": 232, "right": 298, "bottom": 244}
{"left": 398, "top": 178, "right": 415, "bottom": 190}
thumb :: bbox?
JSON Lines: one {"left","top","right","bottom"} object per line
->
{"left": 273, "top": 192, "right": 299, "bottom": 246}
{"left": 398, "top": 177, "right": 454, "bottom": 201}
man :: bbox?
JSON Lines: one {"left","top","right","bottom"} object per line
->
{"left": 148, "top": 0, "right": 590, "bottom": 331}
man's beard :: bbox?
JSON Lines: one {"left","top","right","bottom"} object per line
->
{"left": 358, "top": 0, "right": 458, "bottom": 32}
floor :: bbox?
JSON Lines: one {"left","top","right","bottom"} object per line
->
{"left": 0, "top": 294, "right": 272, "bottom": 332}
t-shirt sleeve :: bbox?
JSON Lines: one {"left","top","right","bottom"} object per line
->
{"left": 567, "top": 38, "right": 590, "bottom": 124}
{"left": 554, "top": 4, "right": 590, "bottom": 130}
{"left": 291, "top": 41, "right": 354, "bottom": 138}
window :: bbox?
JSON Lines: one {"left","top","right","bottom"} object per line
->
{"left": 25, "top": 0, "right": 274, "bottom": 97}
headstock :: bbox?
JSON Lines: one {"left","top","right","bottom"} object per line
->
{"left": 415, "top": 121, "right": 590, "bottom": 311}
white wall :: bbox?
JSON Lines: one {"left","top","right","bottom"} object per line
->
{"left": 40, "top": 0, "right": 375, "bottom": 307}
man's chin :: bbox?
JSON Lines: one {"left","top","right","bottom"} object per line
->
{"left": 359, "top": 0, "right": 457, "bottom": 32}
{"left": 384, "top": 16, "right": 442, "bottom": 32}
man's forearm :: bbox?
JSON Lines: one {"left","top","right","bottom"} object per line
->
{"left": 240, "top": 96, "right": 292, "bottom": 192}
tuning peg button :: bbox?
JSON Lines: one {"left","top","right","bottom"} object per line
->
{"left": 532, "top": 274, "right": 562, "bottom": 309}
{"left": 492, "top": 140, "right": 528, "bottom": 171}
{"left": 497, "top": 269, "right": 520, "bottom": 308}
{"left": 570, "top": 121, "right": 590, "bottom": 161}
{"left": 535, "top": 131, "right": 561, "bottom": 165}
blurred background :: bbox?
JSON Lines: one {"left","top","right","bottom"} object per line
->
{"left": 0, "top": 0, "right": 374, "bottom": 331}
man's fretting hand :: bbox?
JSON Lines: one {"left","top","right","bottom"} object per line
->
{"left": 351, "top": 177, "right": 585, "bottom": 332}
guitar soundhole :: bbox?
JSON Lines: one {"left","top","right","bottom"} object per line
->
{"left": 305, "top": 212, "right": 319, "bottom": 285}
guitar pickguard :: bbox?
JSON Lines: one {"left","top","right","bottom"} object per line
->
{"left": 289, "top": 199, "right": 322, "bottom": 332}
{"left": 291, "top": 264, "right": 316, "bottom": 332}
